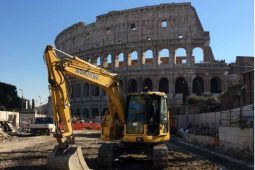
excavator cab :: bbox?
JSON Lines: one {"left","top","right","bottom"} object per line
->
{"left": 98, "top": 92, "right": 170, "bottom": 168}
{"left": 123, "top": 92, "right": 170, "bottom": 143}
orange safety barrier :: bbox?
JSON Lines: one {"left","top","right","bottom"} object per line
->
{"left": 58, "top": 122, "right": 101, "bottom": 130}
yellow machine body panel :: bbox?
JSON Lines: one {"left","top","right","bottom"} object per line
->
{"left": 43, "top": 45, "right": 171, "bottom": 169}
{"left": 122, "top": 92, "right": 170, "bottom": 143}
{"left": 122, "top": 125, "right": 170, "bottom": 143}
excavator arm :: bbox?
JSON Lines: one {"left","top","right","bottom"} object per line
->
{"left": 44, "top": 45, "right": 125, "bottom": 170}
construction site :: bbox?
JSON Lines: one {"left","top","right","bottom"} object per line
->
{"left": 0, "top": 2, "right": 254, "bottom": 170}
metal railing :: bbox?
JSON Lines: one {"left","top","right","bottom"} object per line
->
{"left": 219, "top": 108, "right": 254, "bottom": 128}
{"left": 173, "top": 104, "right": 254, "bottom": 129}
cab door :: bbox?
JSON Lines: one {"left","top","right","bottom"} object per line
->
{"left": 159, "top": 97, "right": 169, "bottom": 135}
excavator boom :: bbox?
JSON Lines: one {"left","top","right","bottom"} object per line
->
{"left": 43, "top": 45, "right": 170, "bottom": 169}
{"left": 44, "top": 45, "right": 125, "bottom": 170}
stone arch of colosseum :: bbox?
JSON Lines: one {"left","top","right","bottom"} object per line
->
{"left": 55, "top": 3, "right": 228, "bottom": 121}
{"left": 192, "top": 76, "right": 204, "bottom": 95}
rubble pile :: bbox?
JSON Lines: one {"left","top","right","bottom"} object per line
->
{"left": 0, "top": 128, "right": 10, "bottom": 140}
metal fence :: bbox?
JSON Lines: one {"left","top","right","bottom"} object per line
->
{"left": 173, "top": 104, "right": 254, "bottom": 129}
{"left": 219, "top": 108, "right": 254, "bottom": 128}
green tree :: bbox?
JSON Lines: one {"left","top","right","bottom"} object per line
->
{"left": 0, "top": 82, "right": 21, "bottom": 110}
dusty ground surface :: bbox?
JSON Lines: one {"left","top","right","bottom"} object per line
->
{"left": 0, "top": 130, "right": 220, "bottom": 170}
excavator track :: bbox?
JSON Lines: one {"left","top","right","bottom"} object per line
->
{"left": 152, "top": 143, "right": 169, "bottom": 168}
{"left": 97, "top": 143, "right": 114, "bottom": 167}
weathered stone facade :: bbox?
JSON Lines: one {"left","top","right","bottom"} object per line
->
{"left": 242, "top": 69, "right": 254, "bottom": 106}
{"left": 55, "top": 3, "right": 231, "bottom": 121}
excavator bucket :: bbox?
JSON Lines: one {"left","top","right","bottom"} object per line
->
{"left": 47, "top": 145, "right": 90, "bottom": 170}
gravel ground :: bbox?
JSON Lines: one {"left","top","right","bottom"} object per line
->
{"left": 0, "top": 130, "right": 218, "bottom": 170}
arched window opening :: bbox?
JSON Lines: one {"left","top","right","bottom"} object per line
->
{"left": 175, "top": 77, "right": 186, "bottom": 94}
{"left": 129, "top": 51, "right": 138, "bottom": 67}
{"left": 96, "top": 56, "right": 101, "bottom": 66}
{"left": 178, "top": 33, "right": 183, "bottom": 39}
{"left": 130, "top": 23, "right": 136, "bottom": 31}
{"left": 143, "top": 78, "right": 153, "bottom": 91}
{"left": 143, "top": 50, "right": 153, "bottom": 65}
{"left": 74, "top": 108, "right": 81, "bottom": 118}
{"left": 82, "top": 108, "right": 89, "bottom": 120}
{"left": 107, "top": 54, "right": 112, "bottom": 68}
{"left": 83, "top": 83, "right": 89, "bottom": 97}
{"left": 102, "top": 108, "right": 108, "bottom": 117}
{"left": 76, "top": 83, "right": 81, "bottom": 97}
{"left": 71, "top": 108, "right": 74, "bottom": 115}
{"left": 119, "top": 79, "right": 123, "bottom": 87}
{"left": 128, "top": 79, "right": 137, "bottom": 92}
{"left": 175, "top": 48, "right": 187, "bottom": 64}
{"left": 118, "top": 52, "right": 124, "bottom": 68}
{"left": 211, "top": 77, "right": 221, "bottom": 93}
{"left": 92, "top": 108, "right": 99, "bottom": 119}
{"left": 92, "top": 85, "right": 99, "bottom": 96}
{"left": 193, "top": 47, "right": 204, "bottom": 63}
{"left": 86, "top": 32, "right": 90, "bottom": 39}
{"left": 159, "top": 78, "right": 169, "bottom": 94}
{"left": 161, "top": 20, "right": 168, "bottom": 28}
{"left": 105, "top": 27, "right": 111, "bottom": 35}
{"left": 192, "top": 77, "right": 204, "bottom": 95}
{"left": 84, "top": 56, "right": 91, "bottom": 63}
{"left": 71, "top": 84, "right": 75, "bottom": 98}
{"left": 159, "top": 49, "right": 170, "bottom": 64}
{"left": 118, "top": 80, "right": 124, "bottom": 93}
{"left": 101, "top": 88, "right": 106, "bottom": 96}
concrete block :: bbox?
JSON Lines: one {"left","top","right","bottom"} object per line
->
{"left": 219, "top": 127, "right": 253, "bottom": 152}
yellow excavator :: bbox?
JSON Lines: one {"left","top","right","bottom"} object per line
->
{"left": 44, "top": 45, "right": 170, "bottom": 170}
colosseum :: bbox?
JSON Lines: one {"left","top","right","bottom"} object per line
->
{"left": 54, "top": 2, "right": 230, "bottom": 122}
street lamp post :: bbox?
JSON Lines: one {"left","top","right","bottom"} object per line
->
{"left": 19, "top": 89, "right": 23, "bottom": 111}
{"left": 38, "top": 96, "right": 42, "bottom": 106}
{"left": 45, "top": 99, "right": 48, "bottom": 116}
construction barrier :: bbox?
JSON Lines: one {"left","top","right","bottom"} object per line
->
{"left": 59, "top": 122, "right": 101, "bottom": 130}
{"left": 72, "top": 122, "right": 101, "bottom": 130}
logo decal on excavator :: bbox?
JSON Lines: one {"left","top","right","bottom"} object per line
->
{"left": 76, "top": 68, "right": 98, "bottom": 80}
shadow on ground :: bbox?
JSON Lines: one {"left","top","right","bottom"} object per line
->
{"left": 75, "top": 132, "right": 101, "bottom": 138}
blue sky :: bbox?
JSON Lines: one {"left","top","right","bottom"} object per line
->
{"left": 0, "top": 0, "right": 253, "bottom": 105}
